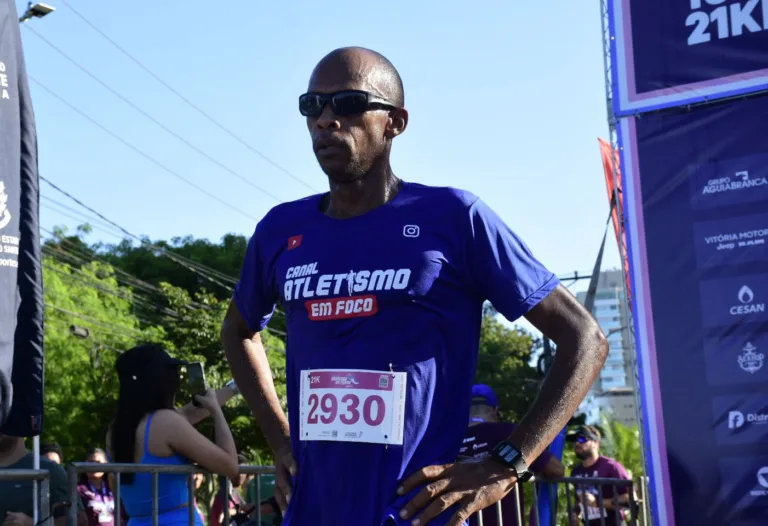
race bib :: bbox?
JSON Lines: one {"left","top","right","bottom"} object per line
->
{"left": 299, "top": 369, "right": 407, "bottom": 445}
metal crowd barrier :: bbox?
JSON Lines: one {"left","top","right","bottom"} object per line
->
{"left": 474, "top": 476, "right": 644, "bottom": 526}
{"left": 66, "top": 463, "right": 645, "bottom": 526}
{"left": 0, "top": 469, "right": 51, "bottom": 526}
{"left": 67, "top": 462, "right": 275, "bottom": 526}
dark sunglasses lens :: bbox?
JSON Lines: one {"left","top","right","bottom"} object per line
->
{"left": 331, "top": 92, "right": 369, "bottom": 115}
{"left": 299, "top": 94, "right": 324, "bottom": 117}
{"left": 576, "top": 436, "right": 587, "bottom": 443}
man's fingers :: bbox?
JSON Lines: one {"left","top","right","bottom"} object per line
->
{"left": 446, "top": 496, "right": 475, "bottom": 526}
{"left": 398, "top": 464, "right": 449, "bottom": 495}
{"left": 415, "top": 491, "right": 465, "bottom": 526}
{"left": 399, "top": 478, "right": 451, "bottom": 520}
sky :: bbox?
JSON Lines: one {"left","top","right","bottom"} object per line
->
{"left": 17, "top": 0, "right": 621, "bottom": 333}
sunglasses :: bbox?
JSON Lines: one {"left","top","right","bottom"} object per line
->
{"left": 574, "top": 436, "right": 589, "bottom": 444}
{"left": 299, "top": 90, "right": 399, "bottom": 118}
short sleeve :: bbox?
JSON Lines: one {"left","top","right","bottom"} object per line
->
{"left": 47, "top": 463, "right": 69, "bottom": 516}
{"left": 466, "top": 198, "right": 559, "bottom": 321}
{"left": 609, "top": 460, "right": 631, "bottom": 495}
{"left": 234, "top": 222, "right": 278, "bottom": 332}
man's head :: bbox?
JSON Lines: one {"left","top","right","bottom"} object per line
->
{"left": 87, "top": 447, "right": 107, "bottom": 479}
{"left": 41, "top": 441, "right": 63, "bottom": 464}
{"left": 571, "top": 425, "right": 601, "bottom": 460}
{"left": 302, "top": 47, "right": 408, "bottom": 183}
{"left": 469, "top": 384, "right": 500, "bottom": 424}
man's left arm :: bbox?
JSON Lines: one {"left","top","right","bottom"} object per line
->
{"left": 508, "top": 287, "right": 608, "bottom": 466}
{"left": 399, "top": 198, "right": 607, "bottom": 525}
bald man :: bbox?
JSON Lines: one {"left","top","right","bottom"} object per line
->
{"left": 222, "top": 47, "right": 607, "bottom": 526}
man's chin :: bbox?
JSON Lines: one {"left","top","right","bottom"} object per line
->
{"left": 320, "top": 161, "right": 364, "bottom": 184}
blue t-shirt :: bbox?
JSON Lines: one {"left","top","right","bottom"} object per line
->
{"left": 234, "top": 182, "right": 559, "bottom": 526}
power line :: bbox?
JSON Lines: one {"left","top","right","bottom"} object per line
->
{"left": 42, "top": 195, "right": 126, "bottom": 234}
{"left": 58, "top": 0, "right": 320, "bottom": 195}
{"left": 45, "top": 303, "right": 147, "bottom": 338}
{"left": 39, "top": 189, "right": 291, "bottom": 320}
{"left": 42, "top": 257, "right": 181, "bottom": 318}
{"left": 40, "top": 231, "right": 171, "bottom": 298}
{"left": 40, "top": 176, "right": 237, "bottom": 292}
{"left": 24, "top": 25, "right": 286, "bottom": 204}
{"left": 29, "top": 76, "right": 259, "bottom": 222}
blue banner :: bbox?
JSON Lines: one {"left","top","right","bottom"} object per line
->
{"left": 618, "top": 94, "right": 768, "bottom": 526}
{"left": 609, "top": 0, "right": 768, "bottom": 115}
{"left": 533, "top": 427, "right": 566, "bottom": 526}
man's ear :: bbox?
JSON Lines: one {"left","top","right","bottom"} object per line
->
{"left": 385, "top": 108, "right": 409, "bottom": 139}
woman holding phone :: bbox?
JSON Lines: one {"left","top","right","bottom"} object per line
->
{"left": 106, "top": 343, "right": 241, "bottom": 526}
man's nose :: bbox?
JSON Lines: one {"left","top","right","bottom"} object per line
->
{"left": 316, "top": 104, "right": 341, "bottom": 130}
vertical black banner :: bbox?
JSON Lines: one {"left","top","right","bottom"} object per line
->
{"left": 0, "top": 0, "right": 44, "bottom": 436}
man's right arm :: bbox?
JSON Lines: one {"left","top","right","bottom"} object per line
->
{"left": 221, "top": 301, "right": 289, "bottom": 454}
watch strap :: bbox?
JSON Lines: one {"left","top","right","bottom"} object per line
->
{"left": 492, "top": 441, "right": 533, "bottom": 482}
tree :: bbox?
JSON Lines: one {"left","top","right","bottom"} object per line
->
{"left": 42, "top": 256, "right": 165, "bottom": 461}
{"left": 474, "top": 307, "right": 540, "bottom": 422}
{"left": 598, "top": 419, "right": 643, "bottom": 479}
{"left": 156, "top": 282, "right": 287, "bottom": 463}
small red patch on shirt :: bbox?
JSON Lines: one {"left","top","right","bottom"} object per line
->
{"left": 287, "top": 235, "right": 303, "bottom": 250}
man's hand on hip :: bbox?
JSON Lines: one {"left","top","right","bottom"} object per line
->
{"left": 397, "top": 458, "right": 518, "bottom": 526}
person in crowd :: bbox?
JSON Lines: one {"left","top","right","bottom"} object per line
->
{"left": 0, "top": 433, "right": 69, "bottom": 525}
{"left": 221, "top": 45, "right": 607, "bottom": 526}
{"left": 106, "top": 344, "right": 239, "bottom": 526}
{"left": 191, "top": 473, "right": 206, "bottom": 525}
{"left": 459, "top": 385, "right": 565, "bottom": 526}
{"left": 40, "top": 441, "right": 63, "bottom": 465}
{"left": 210, "top": 455, "right": 254, "bottom": 526}
{"left": 78, "top": 448, "right": 115, "bottom": 526}
{"left": 245, "top": 474, "right": 280, "bottom": 526}
{"left": 568, "top": 426, "right": 631, "bottom": 526}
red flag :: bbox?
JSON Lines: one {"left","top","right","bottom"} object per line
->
{"left": 599, "top": 138, "right": 632, "bottom": 306}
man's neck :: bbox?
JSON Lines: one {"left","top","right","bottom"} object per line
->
{"left": 0, "top": 439, "right": 28, "bottom": 467}
{"left": 325, "top": 163, "right": 399, "bottom": 219}
{"left": 582, "top": 453, "right": 600, "bottom": 468}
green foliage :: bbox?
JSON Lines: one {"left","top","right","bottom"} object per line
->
{"left": 41, "top": 227, "right": 288, "bottom": 467}
{"left": 598, "top": 419, "right": 644, "bottom": 479}
{"left": 475, "top": 308, "right": 540, "bottom": 422}
{"left": 42, "top": 256, "right": 165, "bottom": 461}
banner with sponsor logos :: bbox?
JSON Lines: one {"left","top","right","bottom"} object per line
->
{"left": 609, "top": 0, "right": 768, "bottom": 115}
{"left": 618, "top": 94, "right": 768, "bottom": 526}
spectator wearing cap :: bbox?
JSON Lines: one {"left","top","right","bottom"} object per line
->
{"left": 459, "top": 385, "right": 565, "bottom": 526}
{"left": 105, "top": 343, "right": 240, "bottom": 526}
{"left": 568, "top": 425, "right": 631, "bottom": 526}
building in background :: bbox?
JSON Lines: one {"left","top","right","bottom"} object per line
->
{"left": 576, "top": 269, "right": 637, "bottom": 426}
{"left": 597, "top": 387, "right": 636, "bottom": 428}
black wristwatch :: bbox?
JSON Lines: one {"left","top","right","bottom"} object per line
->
{"left": 491, "top": 441, "right": 533, "bottom": 482}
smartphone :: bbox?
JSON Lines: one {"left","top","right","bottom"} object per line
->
{"left": 186, "top": 362, "right": 208, "bottom": 407}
